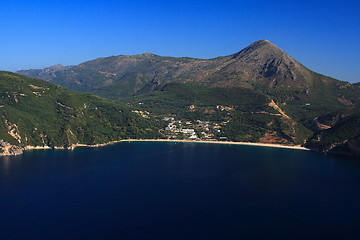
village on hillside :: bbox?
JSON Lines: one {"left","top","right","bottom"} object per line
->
{"left": 132, "top": 104, "right": 234, "bottom": 141}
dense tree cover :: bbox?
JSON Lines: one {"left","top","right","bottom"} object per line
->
{"left": 2, "top": 69, "right": 360, "bottom": 157}
{"left": 305, "top": 107, "right": 360, "bottom": 149}
{"left": 122, "top": 83, "right": 313, "bottom": 144}
{"left": 0, "top": 71, "right": 161, "bottom": 148}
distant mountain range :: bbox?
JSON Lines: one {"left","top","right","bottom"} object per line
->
{"left": 12, "top": 40, "right": 360, "bottom": 157}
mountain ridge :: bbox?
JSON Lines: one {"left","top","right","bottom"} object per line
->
{"left": 17, "top": 40, "right": 357, "bottom": 97}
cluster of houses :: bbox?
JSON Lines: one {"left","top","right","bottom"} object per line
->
{"left": 130, "top": 103, "right": 234, "bottom": 141}
{"left": 162, "top": 117, "right": 225, "bottom": 140}
{"left": 131, "top": 110, "right": 150, "bottom": 119}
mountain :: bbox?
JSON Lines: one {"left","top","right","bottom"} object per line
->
{"left": 15, "top": 40, "right": 339, "bottom": 94}
{"left": 17, "top": 40, "right": 359, "bottom": 110}
{"left": 16, "top": 40, "right": 360, "bottom": 157}
{"left": 0, "top": 71, "right": 160, "bottom": 156}
{"left": 25, "top": 42, "right": 360, "bottom": 111}
{"left": 17, "top": 64, "right": 71, "bottom": 82}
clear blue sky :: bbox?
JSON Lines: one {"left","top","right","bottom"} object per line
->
{"left": 1, "top": 0, "right": 360, "bottom": 83}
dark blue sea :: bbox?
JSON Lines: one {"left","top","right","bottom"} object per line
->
{"left": 1, "top": 142, "right": 360, "bottom": 240}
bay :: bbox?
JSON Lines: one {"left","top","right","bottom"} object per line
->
{"left": 1, "top": 142, "right": 360, "bottom": 240}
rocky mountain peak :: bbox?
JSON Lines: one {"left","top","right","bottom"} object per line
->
{"left": 48, "top": 64, "right": 66, "bottom": 70}
{"left": 232, "top": 39, "right": 285, "bottom": 60}
{"left": 142, "top": 52, "right": 154, "bottom": 57}
{"left": 217, "top": 40, "right": 312, "bottom": 88}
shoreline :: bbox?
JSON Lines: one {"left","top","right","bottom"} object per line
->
{"left": 29, "top": 139, "right": 310, "bottom": 151}
{"left": 1, "top": 139, "right": 309, "bottom": 157}
{"left": 114, "top": 139, "right": 309, "bottom": 151}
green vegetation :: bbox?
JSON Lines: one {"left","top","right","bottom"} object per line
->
{"left": 306, "top": 107, "right": 360, "bottom": 149}
{"left": 13, "top": 40, "right": 360, "bottom": 157}
{"left": 0, "top": 71, "right": 160, "bottom": 148}
{"left": 122, "top": 83, "right": 312, "bottom": 144}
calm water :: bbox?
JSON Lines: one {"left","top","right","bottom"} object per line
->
{"left": 1, "top": 142, "right": 360, "bottom": 240}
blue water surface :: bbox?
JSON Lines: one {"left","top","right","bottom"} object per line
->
{"left": 1, "top": 142, "right": 360, "bottom": 240}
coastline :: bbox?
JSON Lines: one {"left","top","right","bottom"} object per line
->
{"left": 1, "top": 139, "right": 309, "bottom": 157}
{"left": 116, "top": 139, "right": 309, "bottom": 150}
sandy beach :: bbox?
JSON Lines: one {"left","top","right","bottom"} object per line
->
{"left": 2, "top": 138, "right": 308, "bottom": 157}
{"left": 109, "top": 139, "right": 309, "bottom": 151}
